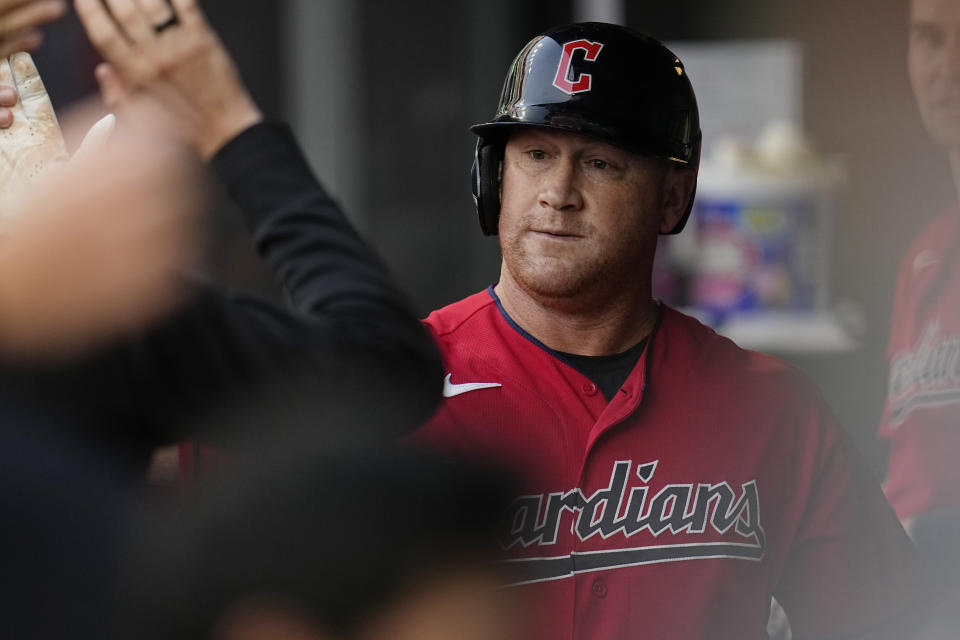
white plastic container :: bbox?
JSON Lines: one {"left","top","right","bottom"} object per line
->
{"left": 689, "top": 124, "right": 841, "bottom": 325}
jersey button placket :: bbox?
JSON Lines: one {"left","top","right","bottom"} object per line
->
{"left": 591, "top": 577, "right": 607, "bottom": 598}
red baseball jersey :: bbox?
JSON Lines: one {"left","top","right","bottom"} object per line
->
{"left": 880, "top": 207, "right": 960, "bottom": 520}
{"left": 418, "top": 287, "right": 922, "bottom": 640}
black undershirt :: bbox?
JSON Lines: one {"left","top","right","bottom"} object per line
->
{"left": 556, "top": 337, "right": 649, "bottom": 401}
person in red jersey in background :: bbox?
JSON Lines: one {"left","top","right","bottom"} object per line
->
{"left": 415, "top": 22, "right": 929, "bottom": 640}
{"left": 877, "top": 0, "right": 960, "bottom": 636}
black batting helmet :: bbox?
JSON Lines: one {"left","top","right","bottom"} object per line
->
{"left": 471, "top": 22, "right": 702, "bottom": 236}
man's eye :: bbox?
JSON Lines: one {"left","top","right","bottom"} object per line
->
{"left": 590, "top": 159, "right": 610, "bottom": 170}
{"left": 529, "top": 150, "right": 547, "bottom": 160}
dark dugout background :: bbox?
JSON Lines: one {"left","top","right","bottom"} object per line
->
{"left": 34, "top": 0, "right": 951, "bottom": 472}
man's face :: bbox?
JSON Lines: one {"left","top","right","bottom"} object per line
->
{"left": 909, "top": 0, "right": 960, "bottom": 147}
{"left": 498, "top": 127, "right": 686, "bottom": 305}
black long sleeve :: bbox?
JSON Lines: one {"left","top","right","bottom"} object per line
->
{"left": 0, "top": 123, "right": 442, "bottom": 473}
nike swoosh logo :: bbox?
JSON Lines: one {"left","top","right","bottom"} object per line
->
{"left": 443, "top": 373, "right": 502, "bottom": 398}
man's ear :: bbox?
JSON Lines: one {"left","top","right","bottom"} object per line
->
{"left": 658, "top": 166, "right": 696, "bottom": 234}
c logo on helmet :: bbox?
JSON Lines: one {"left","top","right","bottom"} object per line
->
{"left": 552, "top": 39, "right": 604, "bottom": 95}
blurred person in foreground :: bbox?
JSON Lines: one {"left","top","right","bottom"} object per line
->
{"left": 117, "top": 447, "right": 519, "bottom": 640}
{"left": 0, "top": 95, "right": 200, "bottom": 639}
{"left": 0, "top": 7, "right": 201, "bottom": 632}
{"left": 0, "top": 85, "right": 438, "bottom": 635}
{"left": 0, "top": 0, "right": 442, "bottom": 482}
{"left": 876, "top": 0, "right": 960, "bottom": 633}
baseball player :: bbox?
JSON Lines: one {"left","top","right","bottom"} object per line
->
{"left": 416, "top": 23, "right": 927, "bottom": 639}
{"left": 878, "top": 0, "right": 960, "bottom": 633}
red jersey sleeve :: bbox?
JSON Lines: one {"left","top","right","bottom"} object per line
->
{"left": 776, "top": 396, "right": 927, "bottom": 639}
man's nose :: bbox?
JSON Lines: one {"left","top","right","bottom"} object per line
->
{"left": 538, "top": 158, "right": 583, "bottom": 212}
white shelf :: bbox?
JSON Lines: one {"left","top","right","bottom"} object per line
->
{"left": 685, "top": 310, "right": 860, "bottom": 355}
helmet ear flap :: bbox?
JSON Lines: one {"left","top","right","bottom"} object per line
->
{"left": 662, "top": 134, "right": 702, "bottom": 235}
{"left": 472, "top": 139, "right": 503, "bottom": 236}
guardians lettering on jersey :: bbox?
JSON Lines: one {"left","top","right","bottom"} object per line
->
{"left": 502, "top": 460, "right": 766, "bottom": 585}
{"left": 888, "top": 320, "right": 960, "bottom": 425}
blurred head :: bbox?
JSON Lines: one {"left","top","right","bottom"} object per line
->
{"left": 119, "top": 447, "right": 519, "bottom": 640}
{"left": 909, "top": 0, "right": 960, "bottom": 148}
{"left": 212, "top": 565, "right": 514, "bottom": 640}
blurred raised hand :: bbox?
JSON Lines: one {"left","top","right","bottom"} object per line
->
{"left": 75, "top": 0, "right": 262, "bottom": 159}
{"left": 0, "top": 98, "right": 204, "bottom": 359}
{"left": 0, "top": 0, "right": 64, "bottom": 56}
{"left": 0, "top": 36, "right": 204, "bottom": 360}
